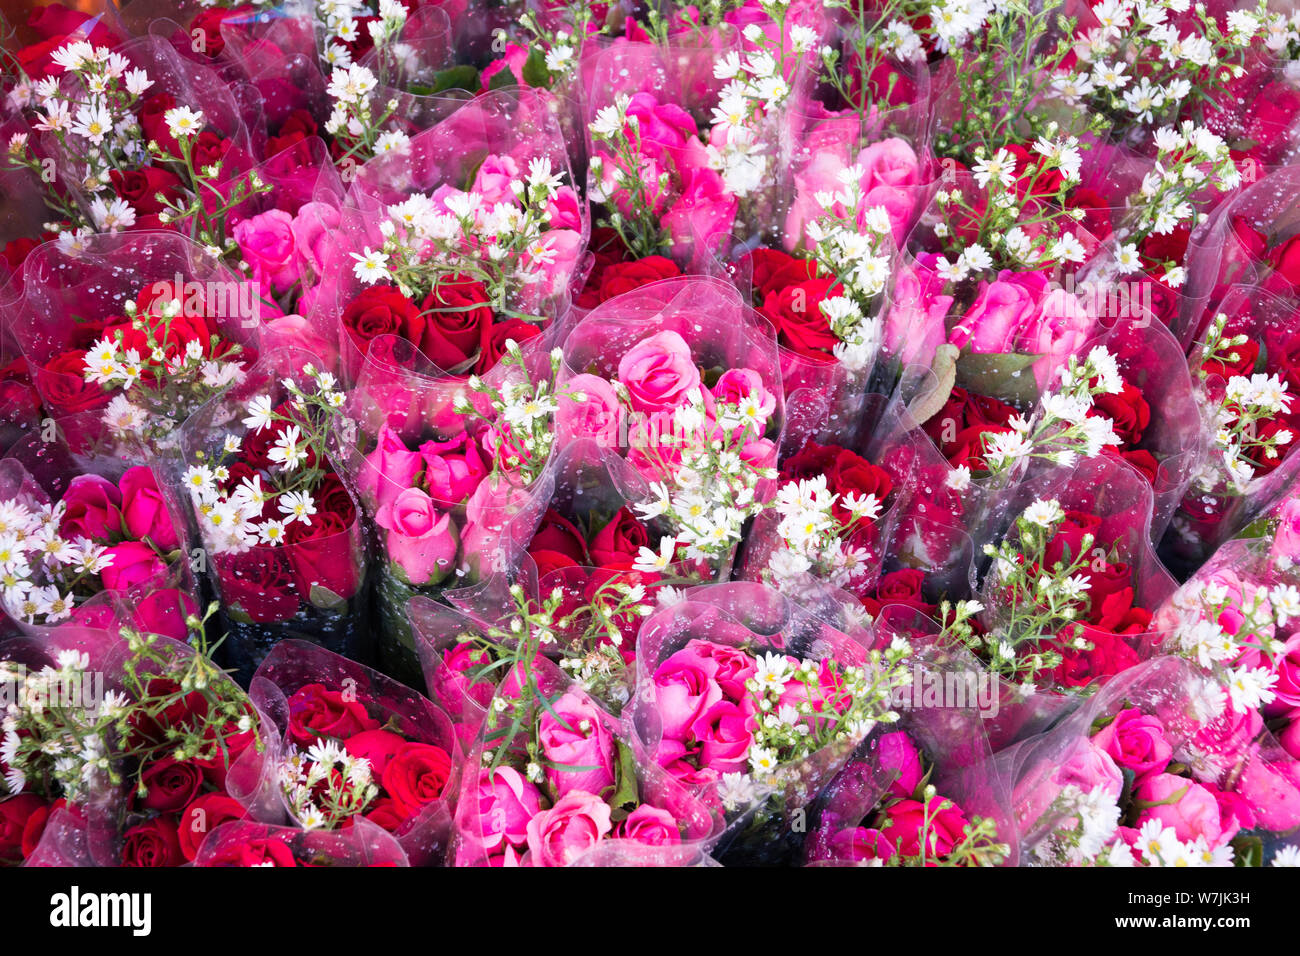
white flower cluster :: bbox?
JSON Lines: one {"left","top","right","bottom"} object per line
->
{"left": 281, "top": 738, "right": 378, "bottom": 830}
{"left": 0, "top": 650, "right": 129, "bottom": 802}
{"left": 765, "top": 475, "right": 883, "bottom": 592}
{"left": 1107, "top": 819, "right": 1235, "bottom": 867}
{"left": 352, "top": 155, "right": 569, "bottom": 308}
{"left": 184, "top": 367, "right": 343, "bottom": 555}
{"left": 317, "top": 0, "right": 409, "bottom": 72}
{"left": 7, "top": 42, "right": 156, "bottom": 234}
{"left": 802, "top": 173, "right": 894, "bottom": 374}
{"left": 1073, "top": 0, "right": 1267, "bottom": 129}
{"left": 874, "top": 0, "right": 993, "bottom": 57}
{"left": 0, "top": 499, "right": 119, "bottom": 627}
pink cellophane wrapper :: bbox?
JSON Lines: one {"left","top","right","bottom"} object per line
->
{"left": 247, "top": 639, "right": 461, "bottom": 866}
{"left": 195, "top": 818, "right": 409, "bottom": 866}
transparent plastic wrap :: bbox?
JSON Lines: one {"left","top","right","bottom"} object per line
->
{"left": 195, "top": 817, "right": 409, "bottom": 866}
{"left": 179, "top": 347, "right": 370, "bottom": 684}
{"left": 247, "top": 639, "right": 461, "bottom": 866}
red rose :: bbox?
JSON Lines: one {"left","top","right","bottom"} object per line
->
{"left": 1045, "top": 511, "right": 1103, "bottom": 567}
{"left": 214, "top": 550, "right": 301, "bottom": 623}
{"left": 1065, "top": 188, "right": 1113, "bottom": 243}
{"left": 1112, "top": 447, "right": 1159, "bottom": 485}
{"left": 758, "top": 277, "right": 842, "bottom": 362}
{"left": 21, "top": 798, "right": 62, "bottom": 858}
{"left": 1091, "top": 379, "right": 1149, "bottom": 446}
{"left": 362, "top": 797, "right": 407, "bottom": 832}
{"left": 380, "top": 741, "right": 453, "bottom": 817}
{"left": 204, "top": 833, "right": 299, "bottom": 867}
{"left": 38, "top": 350, "right": 108, "bottom": 414}
{"left": 476, "top": 317, "right": 542, "bottom": 375}
{"left": 861, "top": 569, "right": 936, "bottom": 618}
{"left": 1084, "top": 562, "right": 1136, "bottom": 629}
{"left": 1270, "top": 235, "right": 1300, "bottom": 295}
{"left": 177, "top": 793, "right": 247, "bottom": 861}
{"left": 575, "top": 228, "right": 632, "bottom": 308}
{"left": 1053, "top": 626, "right": 1141, "bottom": 687}
{"left": 1140, "top": 226, "right": 1192, "bottom": 269}
{"left": 240, "top": 407, "right": 319, "bottom": 471}
{"left": 0, "top": 794, "right": 48, "bottom": 865}
{"left": 342, "top": 285, "right": 426, "bottom": 357}
{"left": 191, "top": 131, "right": 231, "bottom": 172}
{"left": 344, "top": 729, "right": 409, "bottom": 777}
{"left": 193, "top": 721, "right": 259, "bottom": 789}
{"left": 1201, "top": 338, "right": 1258, "bottom": 380}
{"left": 109, "top": 167, "right": 184, "bottom": 216}
{"left": 2, "top": 236, "right": 43, "bottom": 278}
{"left": 1006, "top": 144, "right": 1064, "bottom": 198}
{"left": 825, "top": 448, "right": 894, "bottom": 511}
{"left": 419, "top": 275, "right": 494, "bottom": 370}
{"left": 593, "top": 256, "right": 681, "bottom": 304}
{"left": 139, "top": 93, "right": 179, "bottom": 153}
{"left": 121, "top": 817, "right": 185, "bottom": 867}
{"left": 529, "top": 508, "right": 591, "bottom": 565}
{"left": 126, "top": 677, "right": 211, "bottom": 752}
{"left": 315, "top": 471, "right": 357, "bottom": 524}
{"left": 286, "top": 683, "right": 380, "bottom": 747}
{"left": 284, "top": 509, "right": 360, "bottom": 600}
{"left": 590, "top": 507, "right": 649, "bottom": 565}
{"left": 135, "top": 757, "right": 205, "bottom": 813}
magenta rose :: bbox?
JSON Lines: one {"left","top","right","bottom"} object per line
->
{"left": 360, "top": 423, "right": 422, "bottom": 511}
{"left": 59, "top": 474, "right": 122, "bottom": 541}
{"left": 233, "top": 208, "right": 300, "bottom": 295}
{"left": 829, "top": 826, "right": 897, "bottom": 863}
{"left": 616, "top": 330, "right": 701, "bottom": 414}
{"left": 949, "top": 271, "right": 1051, "bottom": 354}
{"left": 132, "top": 588, "right": 199, "bottom": 641}
{"left": 418, "top": 433, "right": 487, "bottom": 504}
{"left": 1092, "top": 708, "right": 1172, "bottom": 782}
{"left": 375, "top": 487, "right": 459, "bottom": 586}
{"left": 612, "top": 804, "right": 681, "bottom": 847}
{"left": 288, "top": 202, "right": 341, "bottom": 276}
{"left": 118, "top": 465, "right": 180, "bottom": 550}
{"left": 524, "top": 789, "right": 613, "bottom": 866}
{"left": 880, "top": 796, "right": 970, "bottom": 860}
{"left": 691, "top": 699, "right": 756, "bottom": 775}
{"left": 877, "top": 732, "right": 924, "bottom": 799}
{"left": 538, "top": 688, "right": 616, "bottom": 798}
{"left": 99, "top": 541, "right": 168, "bottom": 591}
{"left": 557, "top": 373, "right": 625, "bottom": 448}
{"left": 652, "top": 643, "right": 725, "bottom": 741}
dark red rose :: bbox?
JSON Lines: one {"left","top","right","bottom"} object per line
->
{"left": 315, "top": 471, "right": 357, "bottom": 524}
{"left": 239, "top": 408, "right": 319, "bottom": 471}
{"left": 1139, "top": 226, "right": 1191, "bottom": 269}
{"left": 20, "top": 797, "right": 62, "bottom": 859}
{"left": 1111, "top": 447, "right": 1160, "bottom": 485}
{"left": 122, "top": 817, "right": 185, "bottom": 867}
{"left": 17, "top": 6, "right": 120, "bottom": 77}
{"left": 1243, "top": 417, "right": 1298, "bottom": 474}
{"left": 860, "top": 569, "right": 937, "bottom": 618}
{"left": 1201, "top": 338, "right": 1259, "bottom": 380}
{"left": 214, "top": 549, "right": 300, "bottom": 623}
{"left": 2, "top": 236, "right": 42, "bottom": 279}
{"left": 780, "top": 441, "right": 840, "bottom": 482}
{"left": 475, "top": 317, "right": 542, "bottom": 375}
{"left": 189, "top": 6, "right": 247, "bottom": 57}
{"left": 192, "top": 130, "right": 232, "bottom": 171}
{"left": 592, "top": 256, "right": 681, "bottom": 304}
{"left": 38, "top": 350, "right": 108, "bottom": 414}
{"left": 342, "top": 285, "right": 425, "bottom": 357}
{"left": 1084, "top": 562, "right": 1136, "bottom": 629}
{"left": 135, "top": 757, "right": 205, "bottom": 814}
{"left": 1045, "top": 511, "right": 1103, "bottom": 567}
{"left": 362, "top": 797, "right": 407, "bottom": 832}
{"left": 1091, "top": 379, "right": 1150, "bottom": 446}
{"left": 286, "top": 683, "right": 380, "bottom": 747}
{"left": 177, "top": 793, "right": 247, "bottom": 862}
{"left": 759, "top": 277, "right": 843, "bottom": 362}
{"left": 743, "top": 248, "right": 819, "bottom": 302}
{"left": 380, "top": 741, "right": 453, "bottom": 816}
{"left": 1269, "top": 235, "right": 1300, "bottom": 295}
{"left": 1065, "top": 187, "right": 1113, "bottom": 242}
{"left": 192, "top": 720, "right": 259, "bottom": 790}
{"left": 138, "top": 93, "right": 179, "bottom": 153}
{"left": 529, "top": 508, "right": 590, "bottom": 564}
{"left": 531, "top": 549, "right": 581, "bottom": 577}
{"left": 344, "top": 728, "right": 409, "bottom": 777}
{"left": 1244, "top": 83, "right": 1300, "bottom": 165}
{"left": 125, "top": 676, "right": 210, "bottom": 752}
{"left": 575, "top": 228, "right": 631, "bottom": 308}
{"left": 847, "top": 53, "right": 917, "bottom": 108}
{"left": 1006, "top": 144, "right": 1064, "bottom": 198}
{"left": 419, "top": 275, "right": 494, "bottom": 371}
{"left": 1052, "top": 626, "right": 1141, "bottom": 687}
{"left": 590, "top": 507, "right": 649, "bottom": 565}
{"left": 284, "top": 509, "right": 359, "bottom": 600}
{"left": 0, "top": 794, "right": 48, "bottom": 865}
{"left": 109, "top": 166, "right": 184, "bottom": 216}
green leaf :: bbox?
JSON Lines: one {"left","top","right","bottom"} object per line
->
{"left": 907, "top": 343, "right": 959, "bottom": 426}
{"left": 520, "top": 47, "right": 551, "bottom": 89}
{"left": 421, "top": 64, "right": 480, "bottom": 95}
{"left": 488, "top": 63, "right": 517, "bottom": 91}
{"left": 309, "top": 584, "right": 347, "bottom": 611}
{"left": 1231, "top": 834, "right": 1263, "bottom": 867}
{"left": 955, "top": 350, "right": 1041, "bottom": 407}
{"left": 607, "top": 739, "right": 641, "bottom": 822}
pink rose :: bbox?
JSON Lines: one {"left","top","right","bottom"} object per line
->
{"left": 653, "top": 644, "right": 725, "bottom": 741}
{"left": 612, "top": 804, "right": 681, "bottom": 847}
{"left": 1055, "top": 738, "right": 1124, "bottom": 801}
{"left": 262, "top": 315, "right": 338, "bottom": 371}
{"left": 1092, "top": 708, "right": 1172, "bottom": 782}
{"left": 546, "top": 187, "right": 582, "bottom": 231}
{"left": 1234, "top": 754, "right": 1300, "bottom": 831}
{"left": 1271, "top": 497, "right": 1300, "bottom": 564}
{"left": 59, "top": 474, "right": 122, "bottom": 541}
{"left": 558, "top": 373, "right": 625, "bottom": 448}
{"left": 375, "top": 487, "right": 459, "bottom": 585}
{"left": 118, "top": 466, "right": 179, "bottom": 551}
{"left": 99, "top": 541, "right": 168, "bottom": 591}
{"left": 538, "top": 688, "right": 616, "bottom": 798}
{"left": 289, "top": 202, "right": 341, "bottom": 277}
{"left": 418, "top": 433, "right": 487, "bottom": 505}
{"left": 525, "top": 228, "right": 583, "bottom": 297}
{"left": 132, "top": 588, "right": 198, "bottom": 641}
{"left": 233, "top": 209, "right": 299, "bottom": 295}
{"left": 949, "top": 271, "right": 1051, "bottom": 354}
{"left": 1280, "top": 714, "right": 1300, "bottom": 760}
{"left": 876, "top": 732, "right": 923, "bottom": 799}
{"left": 1017, "top": 288, "right": 1095, "bottom": 387}
{"left": 710, "top": 368, "right": 776, "bottom": 435}
{"left": 524, "top": 789, "right": 613, "bottom": 866}
{"left": 472, "top": 766, "right": 543, "bottom": 853}
{"left": 623, "top": 92, "right": 698, "bottom": 165}
{"left": 1133, "top": 773, "right": 1227, "bottom": 848}
{"left": 472, "top": 155, "right": 520, "bottom": 206}
{"left": 479, "top": 43, "right": 529, "bottom": 90}
{"left": 1268, "top": 633, "right": 1300, "bottom": 712}
{"left": 616, "top": 330, "right": 701, "bottom": 414}
{"left": 690, "top": 699, "right": 756, "bottom": 775}
{"left": 662, "top": 167, "right": 738, "bottom": 260}
{"left": 687, "top": 640, "right": 755, "bottom": 702}
{"left": 858, "top": 138, "right": 921, "bottom": 192}
{"left": 360, "top": 424, "right": 422, "bottom": 511}
{"left": 884, "top": 259, "right": 952, "bottom": 367}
